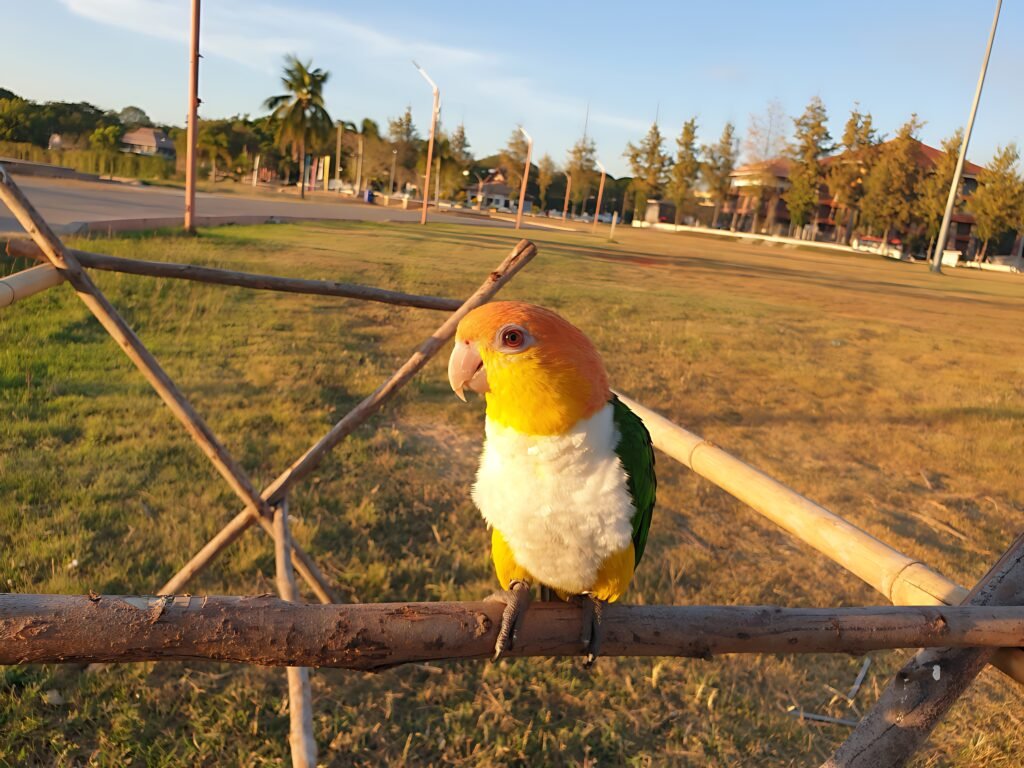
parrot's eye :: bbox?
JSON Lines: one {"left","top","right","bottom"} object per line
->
{"left": 496, "top": 324, "right": 530, "bottom": 352}
{"left": 503, "top": 329, "right": 523, "bottom": 347}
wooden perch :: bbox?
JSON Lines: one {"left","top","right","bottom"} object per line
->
{"left": 6, "top": 238, "right": 462, "bottom": 312}
{"left": 825, "top": 530, "right": 1024, "bottom": 768}
{"left": 616, "top": 392, "right": 1024, "bottom": 684}
{"left": 159, "top": 238, "right": 537, "bottom": 596}
{"left": 5, "top": 595, "right": 1024, "bottom": 670}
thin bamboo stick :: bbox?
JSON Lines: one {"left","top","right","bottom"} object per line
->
{"left": 0, "top": 263, "right": 64, "bottom": 308}
{"left": 615, "top": 392, "right": 1024, "bottom": 683}
{"left": 7, "top": 238, "right": 462, "bottom": 312}
{"left": 160, "top": 239, "right": 537, "bottom": 596}
{"left": 0, "top": 167, "right": 337, "bottom": 604}
{"left": 6, "top": 595, "right": 1024, "bottom": 668}
{"left": 273, "top": 500, "right": 317, "bottom": 768}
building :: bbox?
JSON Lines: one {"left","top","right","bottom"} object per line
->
{"left": 463, "top": 168, "right": 531, "bottom": 212}
{"left": 121, "top": 127, "right": 176, "bottom": 159}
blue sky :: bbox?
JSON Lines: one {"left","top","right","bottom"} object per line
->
{"left": 3, "top": 0, "right": 1022, "bottom": 177}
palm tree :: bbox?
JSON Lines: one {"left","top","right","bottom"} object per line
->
{"left": 263, "top": 55, "right": 332, "bottom": 199}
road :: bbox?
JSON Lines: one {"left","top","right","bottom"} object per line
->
{"left": 0, "top": 175, "right": 519, "bottom": 234}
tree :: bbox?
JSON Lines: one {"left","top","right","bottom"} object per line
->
{"left": 624, "top": 122, "right": 669, "bottom": 218}
{"left": 969, "top": 144, "right": 1024, "bottom": 262}
{"left": 88, "top": 124, "right": 123, "bottom": 175}
{"left": 701, "top": 122, "right": 738, "bottom": 228}
{"left": 536, "top": 154, "right": 556, "bottom": 212}
{"left": 915, "top": 129, "right": 964, "bottom": 254}
{"left": 387, "top": 106, "right": 421, "bottom": 190}
{"left": 263, "top": 54, "right": 332, "bottom": 199}
{"left": 666, "top": 118, "right": 700, "bottom": 225}
{"left": 860, "top": 115, "right": 925, "bottom": 247}
{"left": 499, "top": 127, "right": 530, "bottom": 200}
{"left": 740, "top": 99, "right": 790, "bottom": 233}
{"left": 826, "top": 106, "right": 880, "bottom": 243}
{"left": 197, "top": 120, "right": 231, "bottom": 182}
{"left": 449, "top": 123, "right": 471, "bottom": 166}
{"left": 118, "top": 106, "right": 152, "bottom": 130}
{"left": 565, "top": 135, "right": 597, "bottom": 214}
{"left": 784, "top": 96, "right": 833, "bottom": 236}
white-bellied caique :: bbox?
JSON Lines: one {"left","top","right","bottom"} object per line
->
{"left": 448, "top": 301, "right": 656, "bottom": 662}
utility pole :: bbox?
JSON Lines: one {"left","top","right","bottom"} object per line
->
{"left": 514, "top": 127, "right": 533, "bottom": 230}
{"left": 931, "top": 0, "right": 1002, "bottom": 273}
{"left": 414, "top": 61, "right": 440, "bottom": 225}
{"left": 184, "top": 0, "right": 200, "bottom": 233}
{"left": 592, "top": 160, "right": 607, "bottom": 233}
{"left": 562, "top": 172, "right": 572, "bottom": 222}
{"left": 334, "top": 122, "right": 343, "bottom": 189}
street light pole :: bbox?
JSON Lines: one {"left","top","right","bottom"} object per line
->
{"left": 514, "top": 126, "right": 533, "bottom": 230}
{"left": 183, "top": 0, "right": 200, "bottom": 233}
{"left": 592, "top": 160, "right": 607, "bottom": 233}
{"left": 390, "top": 149, "right": 397, "bottom": 196}
{"left": 413, "top": 61, "right": 440, "bottom": 225}
{"left": 334, "top": 122, "right": 343, "bottom": 189}
{"left": 562, "top": 172, "right": 572, "bottom": 222}
{"left": 930, "top": 0, "right": 1002, "bottom": 273}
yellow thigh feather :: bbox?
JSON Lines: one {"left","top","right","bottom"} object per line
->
{"left": 491, "top": 529, "right": 635, "bottom": 602}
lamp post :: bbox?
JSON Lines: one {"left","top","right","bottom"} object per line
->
{"left": 334, "top": 121, "right": 343, "bottom": 191}
{"left": 183, "top": 0, "right": 200, "bottom": 233}
{"left": 930, "top": 0, "right": 1002, "bottom": 273}
{"left": 562, "top": 172, "right": 572, "bottom": 222}
{"left": 389, "top": 149, "right": 397, "bottom": 196}
{"left": 514, "top": 126, "right": 533, "bottom": 230}
{"left": 592, "top": 159, "right": 607, "bottom": 233}
{"left": 413, "top": 61, "right": 440, "bottom": 225}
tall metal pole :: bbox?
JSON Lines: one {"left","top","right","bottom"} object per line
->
{"left": 592, "top": 160, "right": 607, "bottom": 233}
{"left": 514, "top": 127, "right": 533, "bottom": 230}
{"left": 414, "top": 61, "right": 439, "bottom": 225}
{"left": 562, "top": 172, "right": 572, "bottom": 222}
{"left": 183, "top": 0, "right": 200, "bottom": 233}
{"left": 931, "top": 0, "right": 1002, "bottom": 273}
{"left": 334, "top": 122, "right": 342, "bottom": 189}
{"left": 390, "top": 149, "right": 397, "bottom": 196}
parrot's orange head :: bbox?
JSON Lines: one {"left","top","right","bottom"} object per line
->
{"left": 448, "top": 301, "right": 610, "bottom": 435}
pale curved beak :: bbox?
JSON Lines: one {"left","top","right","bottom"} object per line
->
{"left": 447, "top": 339, "right": 489, "bottom": 401}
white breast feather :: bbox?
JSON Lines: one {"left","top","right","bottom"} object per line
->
{"left": 472, "top": 403, "right": 634, "bottom": 594}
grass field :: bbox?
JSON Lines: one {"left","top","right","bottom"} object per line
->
{"left": 2, "top": 220, "right": 1023, "bottom": 766}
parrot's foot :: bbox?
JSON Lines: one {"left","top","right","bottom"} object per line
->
{"left": 485, "top": 580, "right": 532, "bottom": 660}
{"left": 577, "top": 593, "right": 607, "bottom": 668}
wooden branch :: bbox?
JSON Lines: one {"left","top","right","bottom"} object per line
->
{"left": 0, "top": 167, "right": 337, "bottom": 604}
{"left": 273, "top": 500, "right": 317, "bottom": 768}
{"left": 0, "top": 263, "right": 64, "bottom": 308}
{"left": 616, "top": 392, "right": 1024, "bottom": 684}
{"left": 6, "top": 238, "right": 462, "bottom": 312}
{"left": 825, "top": 530, "right": 1024, "bottom": 768}
{"left": 159, "top": 239, "right": 537, "bottom": 596}
{"left": 5, "top": 596, "right": 1024, "bottom": 670}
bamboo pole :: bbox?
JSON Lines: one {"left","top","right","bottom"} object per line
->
{"left": 7, "top": 239, "right": 462, "bottom": 312}
{"left": 159, "top": 239, "right": 538, "bottom": 595}
{"left": 0, "top": 263, "right": 64, "bottom": 309}
{"left": 273, "top": 500, "right": 317, "bottom": 768}
{"left": 615, "top": 392, "right": 1024, "bottom": 683}
{"left": 825, "top": 530, "right": 1024, "bottom": 768}
{"left": 0, "top": 167, "right": 336, "bottom": 604}
{"left": 6, "top": 595, "right": 1024, "bottom": 669}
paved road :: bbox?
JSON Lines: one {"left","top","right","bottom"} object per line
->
{"left": 0, "top": 175, "right": 516, "bottom": 234}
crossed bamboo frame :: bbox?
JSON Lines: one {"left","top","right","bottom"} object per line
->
{"left": 2, "top": 162, "right": 1023, "bottom": 767}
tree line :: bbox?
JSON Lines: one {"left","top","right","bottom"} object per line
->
{"left": 620, "top": 96, "right": 1024, "bottom": 258}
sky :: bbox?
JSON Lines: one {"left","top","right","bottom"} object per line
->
{"left": 2, "top": 0, "right": 1022, "bottom": 178}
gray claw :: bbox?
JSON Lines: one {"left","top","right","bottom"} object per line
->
{"left": 486, "top": 580, "right": 532, "bottom": 659}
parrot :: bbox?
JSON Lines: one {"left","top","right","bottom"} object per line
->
{"left": 447, "top": 300, "right": 656, "bottom": 662}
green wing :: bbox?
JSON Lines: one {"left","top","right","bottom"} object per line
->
{"left": 611, "top": 395, "right": 656, "bottom": 567}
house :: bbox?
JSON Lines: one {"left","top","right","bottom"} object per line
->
{"left": 463, "top": 168, "right": 531, "bottom": 212}
{"left": 121, "top": 127, "right": 176, "bottom": 159}
{"left": 718, "top": 139, "right": 1012, "bottom": 258}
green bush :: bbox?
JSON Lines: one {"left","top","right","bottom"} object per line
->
{"left": 0, "top": 141, "right": 176, "bottom": 180}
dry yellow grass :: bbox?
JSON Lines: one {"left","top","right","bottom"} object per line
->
{"left": 1, "top": 220, "right": 1022, "bottom": 766}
